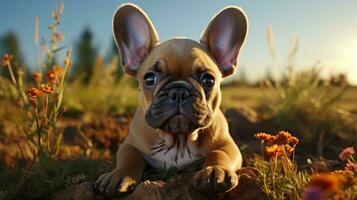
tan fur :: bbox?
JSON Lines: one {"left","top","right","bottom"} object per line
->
{"left": 95, "top": 3, "right": 247, "bottom": 196}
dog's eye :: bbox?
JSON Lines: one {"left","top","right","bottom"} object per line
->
{"left": 200, "top": 73, "right": 215, "bottom": 88}
{"left": 144, "top": 72, "right": 158, "bottom": 86}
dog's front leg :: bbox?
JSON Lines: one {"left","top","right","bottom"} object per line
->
{"left": 94, "top": 143, "right": 146, "bottom": 196}
{"left": 193, "top": 139, "right": 242, "bottom": 193}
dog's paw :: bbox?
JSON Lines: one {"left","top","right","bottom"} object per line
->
{"left": 93, "top": 169, "right": 138, "bottom": 196}
{"left": 193, "top": 166, "right": 238, "bottom": 193}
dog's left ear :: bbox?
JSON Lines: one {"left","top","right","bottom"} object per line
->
{"left": 200, "top": 7, "right": 248, "bottom": 77}
{"left": 113, "top": 4, "right": 160, "bottom": 76}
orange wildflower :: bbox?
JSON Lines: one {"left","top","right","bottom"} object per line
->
{"left": 26, "top": 87, "right": 41, "bottom": 108}
{"left": 26, "top": 87, "right": 41, "bottom": 98}
{"left": 284, "top": 144, "right": 295, "bottom": 154}
{"left": 274, "top": 131, "right": 292, "bottom": 145}
{"left": 339, "top": 147, "right": 355, "bottom": 161}
{"left": 33, "top": 72, "right": 41, "bottom": 85}
{"left": 255, "top": 132, "right": 272, "bottom": 141}
{"left": 255, "top": 131, "right": 299, "bottom": 157}
{"left": 46, "top": 65, "right": 64, "bottom": 84}
{"left": 47, "top": 70, "right": 56, "bottom": 82}
{"left": 289, "top": 136, "right": 299, "bottom": 146}
{"left": 2, "top": 54, "right": 13, "bottom": 66}
{"left": 40, "top": 84, "right": 54, "bottom": 94}
{"left": 254, "top": 132, "right": 276, "bottom": 144}
{"left": 265, "top": 144, "right": 285, "bottom": 157}
{"left": 53, "top": 65, "right": 64, "bottom": 75}
{"left": 307, "top": 172, "right": 346, "bottom": 192}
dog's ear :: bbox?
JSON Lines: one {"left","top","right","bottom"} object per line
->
{"left": 200, "top": 7, "right": 248, "bottom": 77}
{"left": 113, "top": 4, "right": 159, "bottom": 76}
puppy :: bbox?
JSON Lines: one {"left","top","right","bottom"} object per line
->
{"left": 94, "top": 3, "right": 248, "bottom": 196}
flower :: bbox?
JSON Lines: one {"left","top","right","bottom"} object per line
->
{"left": 339, "top": 147, "right": 355, "bottom": 161}
{"left": 302, "top": 172, "right": 348, "bottom": 200}
{"left": 284, "top": 144, "right": 295, "bottom": 154}
{"left": 275, "top": 131, "right": 298, "bottom": 145}
{"left": 255, "top": 131, "right": 299, "bottom": 157}
{"left": 40, "top": 84, "right": 54, "bottom": 94}
{"left": 345, "top": 160, "right": 357, "bottom": 172}
{"left": 265, "top": 144, "right": 285, "bottom": 157}
{"left": 289, "top": 136, "right": 299, "bottom": 146}
{"left": 274, "top": 131, "right": 291, "bottom": 145}
{"left": 33, "top": 72, "right": 41, "bottom": 85}
{"left": 254, "top": 132, "right": 275, "bottom": 145}
{"left": 2, "top": 54, "right": 13, "bottom": 66}
{"left": 26, "top": 87, "right": 41, "bottom": 98}
{"left": 255, "top": 131, "right": 298, "bottom": 146}
{"left": 26, "top": 87, "right": 41, "bottom": 108}
{"left": 255, "top": 132, "right": 273, "bottom": 141}
{"left": 46, "top": 65, "right": 64, "bottom": 84}
{"left": 307, "top": 173, "right": 346, "bottom": 192}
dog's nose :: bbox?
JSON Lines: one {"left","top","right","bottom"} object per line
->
{"left": 168, "top": 88, "right": 190, "bottom": 103}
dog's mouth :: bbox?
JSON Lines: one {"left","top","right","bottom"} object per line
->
{"left": 162, "top": 114, "right": 197, "bottom": 134}
{"left": 146, "top": 108, "right": 200, "bottom": 134}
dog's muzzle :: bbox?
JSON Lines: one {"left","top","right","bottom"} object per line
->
{"left": 145, "top": 80, "right": 208, "bottom": 134}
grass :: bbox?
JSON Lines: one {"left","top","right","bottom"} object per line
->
{"left": 0, "top": 158, "right": 109, "bottom": 199}
{"left": 221, "top": 85, "right": 357, "bottom": 113}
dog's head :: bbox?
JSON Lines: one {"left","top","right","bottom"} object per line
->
{"left": 113, "top": 4, "right": 248, "bottom": 134}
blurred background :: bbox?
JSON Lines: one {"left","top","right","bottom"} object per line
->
{"left": 1, "top": 0, "right": 357, "bottom": 84}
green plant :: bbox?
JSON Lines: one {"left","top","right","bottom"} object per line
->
{"left": 19, "top": 2, "right": 72, "bottom": 159}
{"left": 0, "top": 4, "right": 75, "bottom": 199}
{"left": 63, "top": 55, "right": 138, "bottom": 120}
{"left": 261, "top": 26, "right": 356, "bottom": 157}
{"left": 252, "top": 131, "right": 310, "bottom": 200}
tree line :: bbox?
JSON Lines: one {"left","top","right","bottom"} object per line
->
{"left": 0, "top": 28, "right": 123, "bottom": 83}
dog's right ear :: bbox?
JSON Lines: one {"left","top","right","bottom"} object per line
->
{"left": 113, "top": 4, "right": 160, "bottom": 76}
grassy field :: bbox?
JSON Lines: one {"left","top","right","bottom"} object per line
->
{"left": 221, "top": 85, "right": 357, "bottom": 112}
{"left": 77, "top": 82, "right": 354, "bottom": 113}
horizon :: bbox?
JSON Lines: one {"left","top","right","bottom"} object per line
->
{"left": 1, "top": 0, "right": 357, "bottom": 84}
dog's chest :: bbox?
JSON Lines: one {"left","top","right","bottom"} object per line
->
{"left": 143, "top": 135, "right": 204, "bottom": 169}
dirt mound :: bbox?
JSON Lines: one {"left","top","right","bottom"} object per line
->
{"left": 53, "top": 168, "right": 267, "bottom": 200}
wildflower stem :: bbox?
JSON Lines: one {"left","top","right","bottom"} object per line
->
{"left": 55, "top": 48, "right": 72, "bottom": 113}
{"left": 17, "top": 69, "right": 28, "bottom": 104}
{"left": 34, "top": 108, "right": 41, "bottom": 151}
{"left": 262, "top": 166, "right": 269, "bottom": 197}
{"left": 47, "top": 128, "right": 52, "bottom": 156}
{"left": 272, "top": 156, "right": 277, "bottom": 189}
{"left": 44, "top": 94, "right": 49, "bottom": 120}
{"left": 6, "top": 63, "right": 17, "bottom": 85}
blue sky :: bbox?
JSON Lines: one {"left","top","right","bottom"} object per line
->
{"left": 1, "top": 0, "right": 357, "bottom": 84}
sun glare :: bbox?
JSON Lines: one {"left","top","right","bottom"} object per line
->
{"left": 351, "top": 47, "right": 357, "bottom": 85}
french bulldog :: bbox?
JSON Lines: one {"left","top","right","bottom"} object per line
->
{"left": 94, "top": 3, "right": 248, "bottom": 196}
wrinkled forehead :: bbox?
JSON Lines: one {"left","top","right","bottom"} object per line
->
{"left": 138, "top": 38, "right": 220, "bottom": 78}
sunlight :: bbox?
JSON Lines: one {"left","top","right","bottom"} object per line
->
{"left": 351, "top": 46, "right": 357, "bottom": 85}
